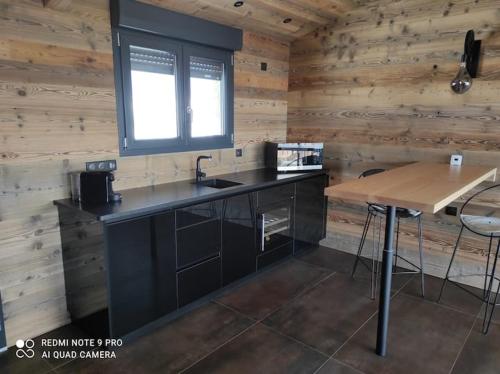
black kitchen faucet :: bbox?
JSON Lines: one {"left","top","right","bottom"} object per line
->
{"left": 196, "top": 155, "right": 212, "bottom": 183}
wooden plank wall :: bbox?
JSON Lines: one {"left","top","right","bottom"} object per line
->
{"left": 288, "top": 0, "right": 500, "bottom": 286}
{"left": 0, "top": 0, "right": 289, "bottom": 346}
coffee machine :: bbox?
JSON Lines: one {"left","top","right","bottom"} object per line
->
{"left": 79, "top": 171, "right": 122, "bottom": 204}
{"left": 70, "top": 160, "right": 122, "bottom": 204}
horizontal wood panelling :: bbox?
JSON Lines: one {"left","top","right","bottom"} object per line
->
{"left": 0, "top": 1, "right": 289, "bottom": 346}
{"left": 288, "top": 0, "right": 500, "bottom": 287}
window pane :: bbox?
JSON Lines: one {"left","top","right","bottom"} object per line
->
{"left": 130, "top": 45, "right": 178, "bottom": 140}
{"left": 189, "top": 56, "right": 224, "bottom": 138}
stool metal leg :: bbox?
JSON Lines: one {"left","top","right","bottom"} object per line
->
{"left": 483, "top": 279, "right": 500, "bottom": 334}
{"left": 438, "top": 224, "right": 465, "bottom": 303}
{"left": 417, "top": 215, "right": 425, "bottom": 297}
{"left": 484, "top": 235, "right": 494, "bottom": 300}
{"left": 371, "top": 213, "right": 377, "bottom": 300}
{"left": 352, "top": 211, "right": 373, "bottom": 277}
{"left": 482, "top": 239, "right": 500, "bottom": 334}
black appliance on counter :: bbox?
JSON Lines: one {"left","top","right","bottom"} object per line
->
{"left": 79, "top": 171, "right": 122, "bottom": 204}
{"left": 0, "top": 291, "right": 6, "bottom": 354}
{"left": 265, "top": 142, "right": 323, "bottom": 172}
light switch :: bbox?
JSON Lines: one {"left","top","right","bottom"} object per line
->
{"left": 450, "top": 154, "right": 463, "bottom": 166}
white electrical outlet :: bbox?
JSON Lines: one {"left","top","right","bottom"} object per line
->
{"left": 450, "top": 154, "right": 463, "bottom": 166}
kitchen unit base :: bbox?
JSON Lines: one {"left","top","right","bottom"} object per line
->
{"left": 55, "top": 169, "right": 328, "bottom": 342}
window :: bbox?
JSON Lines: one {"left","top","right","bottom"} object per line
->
{"left": 130, "top": 45, "right": 178, "bottom": 140}
{"left": 189, "top": 56, "right": 224, "bottom": 138}
{"left": 114, "top": 30, "right": 234, "bottom": 156}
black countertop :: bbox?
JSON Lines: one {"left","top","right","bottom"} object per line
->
{"left": 54, "top": 168, "right": 327, "bottom": 223}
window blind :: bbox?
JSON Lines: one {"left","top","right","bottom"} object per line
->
{"left": 130, "top": 45, "right": 176, "bottom": 75}
{"left": 190, "top": 56, "right": 223, "bottom": 80}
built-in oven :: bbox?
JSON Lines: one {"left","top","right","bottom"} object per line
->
{"left": 265, "top": 142, "right": 323, "bottom": 172}
{"left": 257, "top": 197, "right": 294, "bottom": 253}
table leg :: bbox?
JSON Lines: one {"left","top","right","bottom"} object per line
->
{"left": 376, "top": 205, "right": 396, "bottom": 356}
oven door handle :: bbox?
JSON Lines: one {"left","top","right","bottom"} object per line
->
{"left": 259, "top": 213, "right": 266, "bottom": 252}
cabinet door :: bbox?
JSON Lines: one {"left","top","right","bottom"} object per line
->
{"left": 222, "top": 193, "right": 256, "bottom": 285}
{"left": 294, "top": 175, "right": 328, "bottom": 246}
{"left": 105, "top": 212, "right": 177, "bottom": 337}
{"left": 176, "top": 201, "right": 221, "bottom": 269}
{"left": 178, "top": 257, "right": 221, "bottom": 307}
{"left": 257, "top": 183, "right": 295, "bottom": 208}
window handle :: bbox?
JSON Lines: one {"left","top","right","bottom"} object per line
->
{"left": 187, "top": 106, "right": 193, "bottom": 125}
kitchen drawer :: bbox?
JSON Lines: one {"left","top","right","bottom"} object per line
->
{"left": 177, "top": 257, "right": 221, "bottom": 307}
{"left": 176, "top": 201, "right": 221, "bottom": 229}
{"left": 257, "top": 183, "right": 294, "bottom": 207}
{"left": 177, "top": 219, "right": 221, "bottom": 269}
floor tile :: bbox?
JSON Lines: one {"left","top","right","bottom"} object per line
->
{"left": 56, "top": 302, "right": 252, "bottom": 374}
{"left": 335, "top": 294, "right": 476, "bottom": 374}
{"left": 217, "top": 259, "right": 332, "bottom": 320}
{"left": 451, "top": 319, "right": 500, "bottom": 374}
{"left": 316, "top": 359, "right": 364, "bottom": 374}
{"left": 0, "top": 346, "right": 52, "bottom": 374}
{"left": 402, "top": 274, "right": 482, "bottom": 316}
{"left": 479, "top": 291, "right": 500, "bottom": 325}
{"left": 183, "top": 323, "right": 327, "bottom": 374}
{"left": 296, "top": 246, "right": 413, "bottom": 292}
{"left": 296, "top": 246, "right": 361, "bottom": 275}
{"left": 264, "top": 274, "right": 378, "bottom": 355}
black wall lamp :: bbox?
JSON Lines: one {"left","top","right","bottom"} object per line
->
{"left": 450, "top": 30, "right": 481, "bottom": 94}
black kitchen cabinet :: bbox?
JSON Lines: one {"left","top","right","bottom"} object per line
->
{"left": 105, "top": 212, "right": 177, "bottom": 337}
{"left": 294, "top": 175, "right": 328, "bottom": 250}
{"left": 257, "top": 183, "right": 295, "bottom": 207}
{"left": 55, "top": 169, "right": 328, "bottom": 341}
{"left": 177, "top": 220, "right": 220, "bottom": 269}
{"left": 176, "top": 201, "right": 223, "bottom": 304}
{"left": 222, "top": 193, "right": 257, "bottom": 285}
{"left": 178, "top": 257, "right": 221, "bottom": 307}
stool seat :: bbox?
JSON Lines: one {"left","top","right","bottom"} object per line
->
{"left": 461, "top": 214, "right": 500, "bottom": 236}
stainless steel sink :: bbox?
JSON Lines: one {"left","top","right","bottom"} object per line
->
{"left": 195, "top": 179, "right": 243, "bottom": 189}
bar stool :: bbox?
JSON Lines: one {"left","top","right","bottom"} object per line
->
{"left": 438, "top": 184, "right": 500, "bottom": 334}
{"left": 351, "top": 169, "right": 425, "bottom": 299}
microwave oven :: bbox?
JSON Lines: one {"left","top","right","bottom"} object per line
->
{"left": 265, "top": 142, "right": 324, "bottom": 172}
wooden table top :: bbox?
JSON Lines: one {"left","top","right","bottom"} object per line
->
{"left": 324, "top": 162, "right": 497, "bottom": 214}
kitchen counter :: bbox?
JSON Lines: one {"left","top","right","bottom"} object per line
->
{"left": 54, "top": 168, "right": 327, "bottom": 223}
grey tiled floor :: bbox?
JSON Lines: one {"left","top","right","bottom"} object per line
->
{"left": 1, "top": 246, "right": 498, "bottom": 374}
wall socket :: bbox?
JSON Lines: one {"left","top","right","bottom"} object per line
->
{"left": 235, "top": 149, "right": 243, "bottom": 157}
{"left": 445, "top": 206, "right": 458, "bottom": 216}
{"left": 86, "top": 159, "right": 117, "bottom": 172}
{"left": 450, "top": 154, "right": 463, "bottom": 166}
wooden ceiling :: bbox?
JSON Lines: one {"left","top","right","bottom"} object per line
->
{"left": 140, "top": 0, "right": 360, "bottom": 41}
